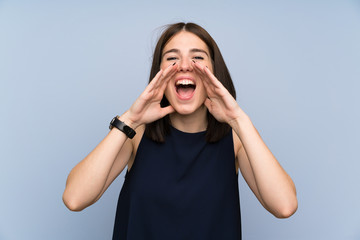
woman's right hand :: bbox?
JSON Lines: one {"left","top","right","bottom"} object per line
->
{"left": 63, "top": 64, "right": 177, "bottom": 211}
{"left": 120, "top": 63, "right": 177, "bottom": 129}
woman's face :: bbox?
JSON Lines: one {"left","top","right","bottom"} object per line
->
{"left": 160, "top": 31, "right": 213, "bottom": 116}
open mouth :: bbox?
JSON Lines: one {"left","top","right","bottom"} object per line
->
{"left": 175, "top": 79, "right": 196, "bottom": 100}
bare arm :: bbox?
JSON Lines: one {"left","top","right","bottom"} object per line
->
{"left": 62, "top": 63, "right": 178, "bottom": 211}
{"left": 62, "top": 127, "right": 133, "bottom": 211}
{"left": 193, "top": 61, "right": 297, "bottom": 218}
{"left": 233, "top": 117, "right": 297, "bottom": 218}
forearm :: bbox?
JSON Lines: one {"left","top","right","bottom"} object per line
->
{"left": 231, "top": 115, "right": 297, "bottom": 218}
{"left": 62, "top": 126, "right": 129, "bottom": 211}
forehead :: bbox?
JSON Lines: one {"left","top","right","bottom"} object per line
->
{"left": 162, "top": 31, "right": 210, "bottom": 54}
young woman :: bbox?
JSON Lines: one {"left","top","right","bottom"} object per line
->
{"left": 63, "top": 22, "right": 297, "bottom": 239}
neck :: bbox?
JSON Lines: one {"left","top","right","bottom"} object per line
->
{"left": 169, "top": 105, "right": 208, "bottom": 133}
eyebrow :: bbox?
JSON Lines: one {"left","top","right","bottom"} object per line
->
{"left": 162, "top": 48, "right": 209, "bottom": 58}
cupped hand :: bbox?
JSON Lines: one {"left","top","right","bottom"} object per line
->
{"left": 192, "top": 61, "right": 245, "bottom": 126}
{"left": 121, "top": 63, "right": 177, "bottom": 129}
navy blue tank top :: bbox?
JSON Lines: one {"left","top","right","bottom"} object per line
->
{"left": 112, "top": 126, "right": 241, "bottom": 240}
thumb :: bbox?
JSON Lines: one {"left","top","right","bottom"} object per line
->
{"left": 204, "top": 98, "right": 212, "bottom": 111}
{"left": 160, "top": 105, "right": 175, "bottom": 117}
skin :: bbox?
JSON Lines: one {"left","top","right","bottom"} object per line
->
{"left": 63, "top": 31, "right": 298, "bottom": 218}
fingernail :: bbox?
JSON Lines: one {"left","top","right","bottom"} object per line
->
{"left": 172, "top": 62, "right": 176, "bottom": 66}
{"left": 205, "top": 66, "right": 208, "bottom": 68}
{"left": 192, "top": 60, "right": 196, "bottom": 63}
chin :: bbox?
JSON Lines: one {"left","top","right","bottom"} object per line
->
{"left": 174, "top": 108, "right": 195, "bottom": 115}
{"left": 172, "top": 104, "right": 206, "bottom": 116}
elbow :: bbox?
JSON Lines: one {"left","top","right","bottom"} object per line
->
{"left": 274, "top": 197, "right": 298, "bottom": 219}
{"left": 62, "top": 191, "right": 86, "bottom": 212}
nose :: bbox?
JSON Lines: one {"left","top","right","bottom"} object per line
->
{"left": 178, "top": 58, "right": 193, "bottom": 72}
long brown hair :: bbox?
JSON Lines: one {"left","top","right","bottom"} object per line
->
{"left": 145, "top": 22, "right": 236, "bottom": 143}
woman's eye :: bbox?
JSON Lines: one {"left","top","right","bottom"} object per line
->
{"left": 166, "top": 57, "right": 177, "bottom": 61}
{"left": 193, "top": 56, "right": 204, "bottom": 60}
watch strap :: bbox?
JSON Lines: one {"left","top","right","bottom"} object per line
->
{"left": 109, "top": 116, "right": 136, "bottom": 139}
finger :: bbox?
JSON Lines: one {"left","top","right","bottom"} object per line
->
{"left": 147, "top": 69, "right": 164, "bottom": 90}
{"left": 154, "top": 62, "right": 177, "bottom": 89}
{"left": 158, "top": 75, "right": 173, "bottom": 94}
{"left": 162, "top": 62, "right": 178, "bottom": 83}
{"left": 192, "top": 60, "right": 224, "bottom": 90}
{"left": 203, "top": 66, "right": 224, "bottom": 89}
{"left": 192, "top": 61, "right": 214, "bottom": 88}
{"left": 201, "top": 79, "right": 215, "bottom": 98}
{"left": 192, "top": 60, "right": 207, "bottom": 76}
{"left": 199, "top": 72, "right": 213, "bottom": 93}
{"left": 157, "top": 63, "right": 177, "bottom": 91}
{"left": 191, "top": 61, "right": 217, "bottom": 97}
{"left": 149, "top": 63, "right": 176, "bottom": 89}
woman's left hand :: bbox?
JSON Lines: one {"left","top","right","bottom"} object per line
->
{"left": 192, "top": 61, "right": 246, "bottom": 126}
{"left": 193, "top": 61, "right": 298, "bottom": 218}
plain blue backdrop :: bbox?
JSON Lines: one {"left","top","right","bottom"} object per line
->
{"left": 1, "top": 0, "right": 359, "bottom": 239}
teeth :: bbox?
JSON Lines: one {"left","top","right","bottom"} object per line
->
{"left": 176, "top": 79, "right": 195, "bottom": 86}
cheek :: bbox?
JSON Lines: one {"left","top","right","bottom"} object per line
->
{"left": 164, "top": 83, "right": 173, "bottom": 100}
{"left": 159, "top": 60, "right": 167, "bottom": 70}
{"left": 160, "top": 63, "right": 165, "bottom": 70}
{"left": 160, "top": 60, "right": 174, "bottom": 71}
{"left": 197, "top": 82, "right": 207, "bottom": 98}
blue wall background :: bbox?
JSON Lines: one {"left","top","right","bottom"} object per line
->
{"left": 1, "top": 0, "right": 359, "bottom": 239}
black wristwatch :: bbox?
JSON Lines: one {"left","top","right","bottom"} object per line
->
{"left": 109, "top": 116, "right": 136, "bottom": 139}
